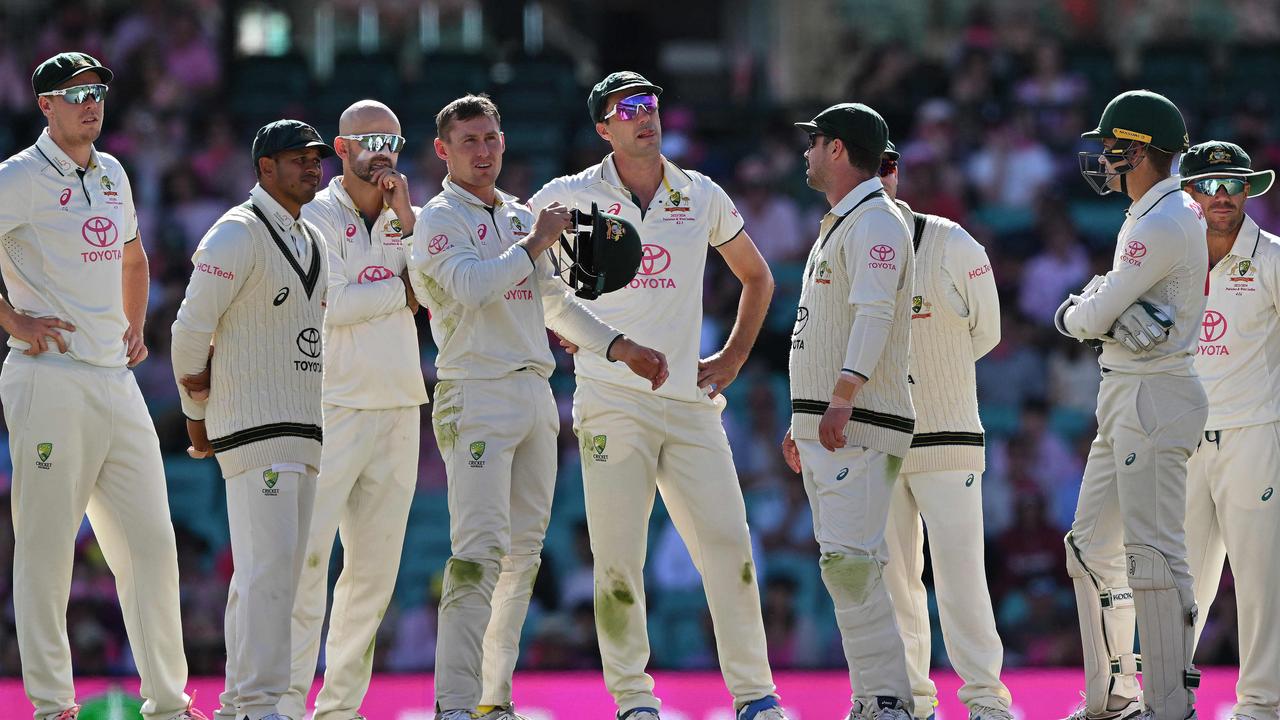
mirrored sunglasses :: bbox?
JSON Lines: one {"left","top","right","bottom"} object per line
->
{"left": 807, "top": 132, "right": 825, "bottom": 149}
{"left": 39, "top": 84, "right": 108, "bottom": 104}
{"left": 1189, "top": 177, "right": 1248, "bottom": 196}
{"left": 603, "top": 93, "right": 658, "bottom": 122}
{"left": 343, "top": 133, "right": 406, "bottom": 153}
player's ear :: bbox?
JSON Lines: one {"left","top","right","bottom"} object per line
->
{"left": 256, "top": 156, "right": 274, "bottom": 180}
{"left": 434, "top": 136, "right": 448, "bottom": 162}
{"left": 596, "top": 121, "right": 611, "bottom": 143}
{"left": 334, "top": 136, "right": 350, "bottom": 162}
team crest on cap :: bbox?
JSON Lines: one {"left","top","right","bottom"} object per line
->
{"left": 605, "top": 218, "right": 624, "bottom": 242}
{"left": 1209, "top": 148, "right": 1233, "bottom": 164}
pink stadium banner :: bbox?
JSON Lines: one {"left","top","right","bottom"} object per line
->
{"left": 1, "top": 669, "right": 1241, "bottom": 719}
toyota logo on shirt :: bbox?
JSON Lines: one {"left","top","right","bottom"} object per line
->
{"left": 1201, "top": 310, "right": 1227, "bottom": 343}
{"left": 428, "top": 234, "right": 451, "bottom": 255}
{"left": 296, "top": 327, "right": 321, "bottom": 358}
{"left": 357, "top": 265, "right": 395, "bottom": 284}
{"left": 1123, "top": 241, "right": 1147, "bottom": 267}
{"left": 82, "top": 216, "right": 118, "bottom": 247}
{"left": 638, "top": 244, "right": 671, "bottom": 275}
{"left": 870, "top": 245, "right": 895, "bottom": 262}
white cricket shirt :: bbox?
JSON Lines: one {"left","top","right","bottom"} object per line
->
{"left": 0, "top": 129, "right": 139, "bottom": 367}
{"left": 408, "top": 177, "right": 620, "bottom": 380}
{"left": 1063, "top": 176, "right": 1209, "bottom": 376}
{"left": 529, "top": 155, "right": 744, "bottom": 402}
{"left": 1194, "top": 215, "right": 1280, "bottom": 430}
{"left": 303, "top": 176, "right": 428, "bottom": 410}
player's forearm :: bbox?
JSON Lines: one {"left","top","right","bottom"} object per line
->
{"left": 122, "top": 243, "right": 149, "bottom": 330}
{"left": 842, "top": 313, "right": 892, "bottom": 380}
{"left": 325, "top": 279, "right": 406, "bottom": 326}
{"left": 544, "top": 294, "right": 619, "bottom": 357}
{"left": 169, "top": 321, "right": 213, "bottom": 420}
{"left": 719, "top": 264, "right": 774, "bottom": 362}
{"left": 422, "top": 246, "right": 534, "bottom": 309}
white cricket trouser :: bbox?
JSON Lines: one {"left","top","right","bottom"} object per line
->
{"left": 215, "top": 464, "right": 317, "bottom": 720}
{"left": 796, "top": 439, "right": 912, "bottom": 709}
{"left": 0, "top": 355, "right": 189, "bottom": 720}
{"left": 883, "top": 469, "right": 1011, "bottom": 717}
{"left": 1186, "top": 423, "right": 1280, "bottom": 720}
{"left": 1069, "top": 372, "right": 1206, "bottom": 719}
{"left": 281, "top": 404, "right": 419, "bottom": 720}
{"left": 574, "top": 379, "right": 776, "bottom": 716}
{"left": 431, "top": 372, "right": 558, "bottom": 713}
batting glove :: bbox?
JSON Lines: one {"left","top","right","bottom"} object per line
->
{"left": 1109, "top": 299, "right": 1174, "bottom": 353}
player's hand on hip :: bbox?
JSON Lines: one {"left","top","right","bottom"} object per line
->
{"left": 123, "top": 324, "right": 148, "bottom": 367}
{"left": 609, "top": 336, "right": 669, "bottom": 390}
{"left": 819, "top": 404, "right": 852, "bottom": 452}
{"left": 555, "top": 332, "right": 579, "bottom": 355}
{"left": 781, "top": 429, "right": 802, "bottom": 474}
{"left": 186, "top": 418, "right": 213, "bottom": 459}
{"left": 180, "top": 346, "right": 214, "bottom": 401}
{"left": 697, "top": 349, "right": 745, "bottom": 399}
{"left": 5, "top": 312, "right": 76, "bottom": 356}
{"left": 525, "top": 202, "right": 573, "bottom": 256}
{"left": 372, "top": 168, "right": 416, "bottom": 236}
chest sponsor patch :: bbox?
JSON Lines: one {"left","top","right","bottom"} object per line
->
{"left": 629, "top": 243, "right": 677, "bottom": 289}
{"left": 1198, "top": 309, "right": 1229, "bottom": 355}
{"left": 80, "top": 216, "right": 122, "bottom": 263}
{"left": 357, "top": 265, "right": 396, "bottom": 284}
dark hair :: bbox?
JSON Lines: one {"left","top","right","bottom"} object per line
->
{"left": 436, "top": 94, "right": 501, "bottom": 142}
{"left": 845, "top": 141, "right": 882, "bottom": 175}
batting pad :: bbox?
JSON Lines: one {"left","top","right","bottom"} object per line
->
{"left": 1127, "top": 543, "right": 1200, "bottom": 720}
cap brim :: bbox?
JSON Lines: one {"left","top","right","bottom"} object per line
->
{"left": 1182, "top": 168, "right": 1274, "bottom": 197}
{"left": 66, "top": 64, "right": 113, "bottom": 86}
{"left": 1081, "top": 127, "right": 1106, "bottom": 140}
{"left": 884, "top": 140, "right": 900, "bottom": 160}
{"left": 307, "top": 141, "right": 337, "bottom": 159}
{"left": 794, "top": 121, "right": 820, "bottom": 132}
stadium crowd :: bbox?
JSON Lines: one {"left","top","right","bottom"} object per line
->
{"left": 2, "top": 0, "right": 1277, "bottom": 680}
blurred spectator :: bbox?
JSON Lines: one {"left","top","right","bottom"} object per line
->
{"left": 733, "top": 156, "right": 806, "bottom": 264}
{"left": 1018, "top": 217, "right": 1090, "bottom": 325}
{"left": 967, "top": 111, "right": 1057, "bottom": 210}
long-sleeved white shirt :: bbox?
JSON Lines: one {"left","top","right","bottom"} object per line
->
{"left": 1195, "top": 215, "right": 1280, "bottom": 429}
{"left": 303, "top": 176, "right": 428, "bottom": 409}
{"left": 1062, "top": 176, "right": 1209, "bottom": 375}
{"left": 926, "top": 222, "right": 1000, "bottom": 359}
{"left": 407, "top": 178, "right": 620, "bottom": 380}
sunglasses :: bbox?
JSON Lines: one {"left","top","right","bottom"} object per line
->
{"left": 342, "top": 133, "right": 406, "bottom": 153}
{"left": 879, "top": 158, "right": 898, "bottom": 177}
{"left": 603, "top": 93, "right": 658, "bottom": 122}
{"left": 39, "top": 83, "right": 108, "bottom": 104}
{"left": 807, "top": 132, "right": 825, "bottom": 149}
{"left": 1189, "top": 177, "right": 1248, "bottom": 196}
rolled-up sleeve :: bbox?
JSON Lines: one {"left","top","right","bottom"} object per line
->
{"left": 841, "top": 206, "right": 910, "bottom": 378}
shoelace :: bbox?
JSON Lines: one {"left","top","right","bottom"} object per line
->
{"left": 53, "top": 708, "right": 80, "bottom": 720}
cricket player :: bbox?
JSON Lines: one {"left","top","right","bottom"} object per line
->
{"left": 1057, "top": 90, "right": 1208, "bottom": 720}
{"left": 411, "top": 94, "right": 668, "bottom": 720}
{"left": 0, "top": 52, "right": 201, "bottom": 720}
{"left": 1180, "top": 140, "right": 1280, "bottom": 720}
{"left": 782, "top": 102, "right": 916, "bottom": 720}
{"left": 171, "top": 120, "right": 333, "bottom": 720}
{"left": 529, "top": 72, "right": 789, "bottom": 720}
{"left": 880, "top": 147, "right": 1013, "bottom": 720}
{"left": 280, "top": 100, "right": 428, "bottom": 720}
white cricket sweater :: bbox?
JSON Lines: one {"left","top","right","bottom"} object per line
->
{"left": 789, "top": 177, "right": 916, "bottom": 458}
{"left": 407, "top": 178, "right": 619, "bottom": 380}
{"left": 171, "top": 185, "right": 327, "bottom": 478}
{"left": 303, "top": 177, "right": 428, "bottom": 410}
{"left": 895, "top": 202, "right": 1000, "bottom": 474}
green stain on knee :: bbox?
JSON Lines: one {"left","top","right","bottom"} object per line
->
{"left": 307, "top": 553, "right": 321, "bottom": 568}
{"left": 596, "top": 572, "right": 636, "bottom": 641}
{"left": 886, "top": 454, "right": 904, "bottom": 479}
{"left": 820, "top": 552, "right": 878, "bottom": 601}
{"left": 448, "top": 558, "right": 485, "bottom": 586}
{"left": 741, "top": 561, "right": 754, "bottom": 585}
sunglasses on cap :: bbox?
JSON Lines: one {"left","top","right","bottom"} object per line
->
{"left": 603, "top": 93, "right": 658, "bottom": 122}
{"left": 1189, "top": 177, "right": 1248, "bottom": 196}
{"left": 341, "top": 133, "right": 406, "bottom": 153}
{"left": 39, "top": 83, "right": 108, "bottom": 104}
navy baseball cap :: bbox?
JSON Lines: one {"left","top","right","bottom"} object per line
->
{"left": 251, "top": 120, "right": 336, "bottom": 163}
{"left": 32, "top": 52, "right": 113, "bottom": 94}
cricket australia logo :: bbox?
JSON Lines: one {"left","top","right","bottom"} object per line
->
{"left": 262, "top": 469, "right": 280, "bottom": 496}
{"left": 1208, "top": 148, "right": 1233, "bottom": 165}
{"left": 591, "top": 434, "right": 609, "bottom": 462}
{"left": 36, "top": 442, "right": 53, "bottom": 470}
{"left": 468, "top": 441, "right": 487, "bottom": 468}
{"left": 509, "top": 215, "right": 527, "bottom": 236}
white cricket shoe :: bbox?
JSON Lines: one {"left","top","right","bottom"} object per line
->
{"left": 969, "top": 705, "right": 1014, "bottom": 720}
{"left": 618, "top": 709, "right": 661, "bottom": 720}
{"left": 1062, "top": 697, "right": 1143, "bottom": 720}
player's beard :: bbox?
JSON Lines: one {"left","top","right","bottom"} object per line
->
{"left": 352, "top": 154, "right": 394, "bottom": 184}
{"left": 1206, "top": 206, "right": 1245, "bottom": 236}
